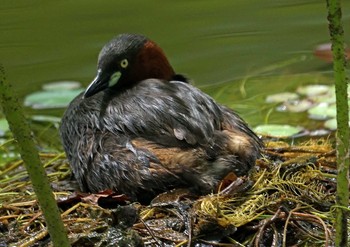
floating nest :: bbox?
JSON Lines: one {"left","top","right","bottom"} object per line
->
{"left": 0, "top": 139, "right": 345, "bottom": 246}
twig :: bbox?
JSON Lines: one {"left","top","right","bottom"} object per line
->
{"left": 140, "top": 217, "right": 163, "bottom": 247}
{"left": 254, "top": 207, "right": 283, "bottom": 247}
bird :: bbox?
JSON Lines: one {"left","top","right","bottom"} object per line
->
{"left": 60, "top": 33, "right": 263, "bottom": 203}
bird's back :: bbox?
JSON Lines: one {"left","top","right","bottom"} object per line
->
{"left": 60, "top": 79, "right": 262, "bottom": 201}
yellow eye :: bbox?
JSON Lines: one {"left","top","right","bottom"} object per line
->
{"left": 120, "top": 59, "right": 128, "bottom": 68}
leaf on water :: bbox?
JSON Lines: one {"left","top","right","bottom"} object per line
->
{"left": 296, "top": 85, "right": 330, "bottom": 96}
{"left": 254, "top": 124, "right": 303, "bottom": 138}
{"left": 314, "top": 43, "right": 350, "bottom": 62}
{"left": 25, "top": 89, "right": 83, "bottom": 109}
{"left": 31, "top": 115, "right": 62, "bottom": 123}
{"left": 0, "top": 118, "right": 9, "bottom": 136}
{"left": 309, "top": 93, "right": 336, "bottom": 104}
{"left": 308, "top": 103, "right": 336, "bottom": 120}
{"left": 25, "top": 81, "right": 83, "bottom": 109}
{"left": 42, "top": 81, "right": 82, "bottom": 91}
{"left": 324, "top": 118, "right": 337, "bottom": 130}
{"left": 265, "top": 92, "right": 299, "bottom": 103}
{"left": 277, "top": 99, "right": 314, "bottom": 113}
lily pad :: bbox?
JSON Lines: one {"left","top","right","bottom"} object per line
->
{"left": 42, "top": 81, "right": 82, "bottom": 91}
{"left": 254, "top": 124, "right": 303, "bottom": 138}
{"left": 324, "top": 118, "right": 337, "bottom": 130}
{"left": 0, "top": 119, "right": 9, "bottom": 136}
{"left": 313, "top": 43, "right": 333, "bottom": 62}
{"left": 309, "top": 93, "right": 336, "bottom": 104}
{"left": 31, "top": 115, "right": 62, "bottom": 123}
{"left": 277, "top": 99, "right": 314, "bottom": 113}
{"left": 296, "top": 85, "right": 330, "bottom": 96}
{"left": 25, "top": 89, "right": 83, "bottom": 109}
{"left": 308, "top": 103, "right": 336, "bottom": 120}
{"left": 265, "top": 92, "right": 299, "bottom": 103}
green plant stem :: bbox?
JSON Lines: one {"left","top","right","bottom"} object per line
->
{"left": 0, "top": 65, "right": 70, "bottom": 247}
{"left": 326, "top": 0, "right": 349, "bottom": 246}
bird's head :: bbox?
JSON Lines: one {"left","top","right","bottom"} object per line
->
{"left": 83, "top": 34, "right": 176, "bottom": 98}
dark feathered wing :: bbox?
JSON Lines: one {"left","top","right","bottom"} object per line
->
{"left": 60, "top": 79, "right": 262, "bottom": 201}
{"left": 99, "top": 79, "right": 224, "bottom": 147}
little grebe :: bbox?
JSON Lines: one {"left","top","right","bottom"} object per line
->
{"left": 60, "top": 34, "right": 262, "bottom": 202}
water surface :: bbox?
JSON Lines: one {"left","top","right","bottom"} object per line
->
{"left": 1, "top": 0, "right": 350, "bottom": 126}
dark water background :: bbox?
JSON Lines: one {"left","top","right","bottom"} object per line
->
{"left": 1, "top": 0, "right": 350, "bottom": 127}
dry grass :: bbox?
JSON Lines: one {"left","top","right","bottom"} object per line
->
{"left": 0, "top": 139, "right": 346, "bottom": 246}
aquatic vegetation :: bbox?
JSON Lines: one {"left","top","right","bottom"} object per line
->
{"left": 0, "top": 139, "right": 344, "bottom": 246}
{"left": 24, "top": 81, "right": 83, "bottom": 109}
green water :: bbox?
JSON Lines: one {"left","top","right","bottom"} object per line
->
{"left": 1, "top": 0, "right": 350, "bottom": 127}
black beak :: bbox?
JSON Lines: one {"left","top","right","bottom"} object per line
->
{"left": 83, "top": 70, "right": 110, "bottom": 98}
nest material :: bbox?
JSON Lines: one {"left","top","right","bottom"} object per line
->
{"left": 0, "top": 139, "right": 346, "bottom": 246}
